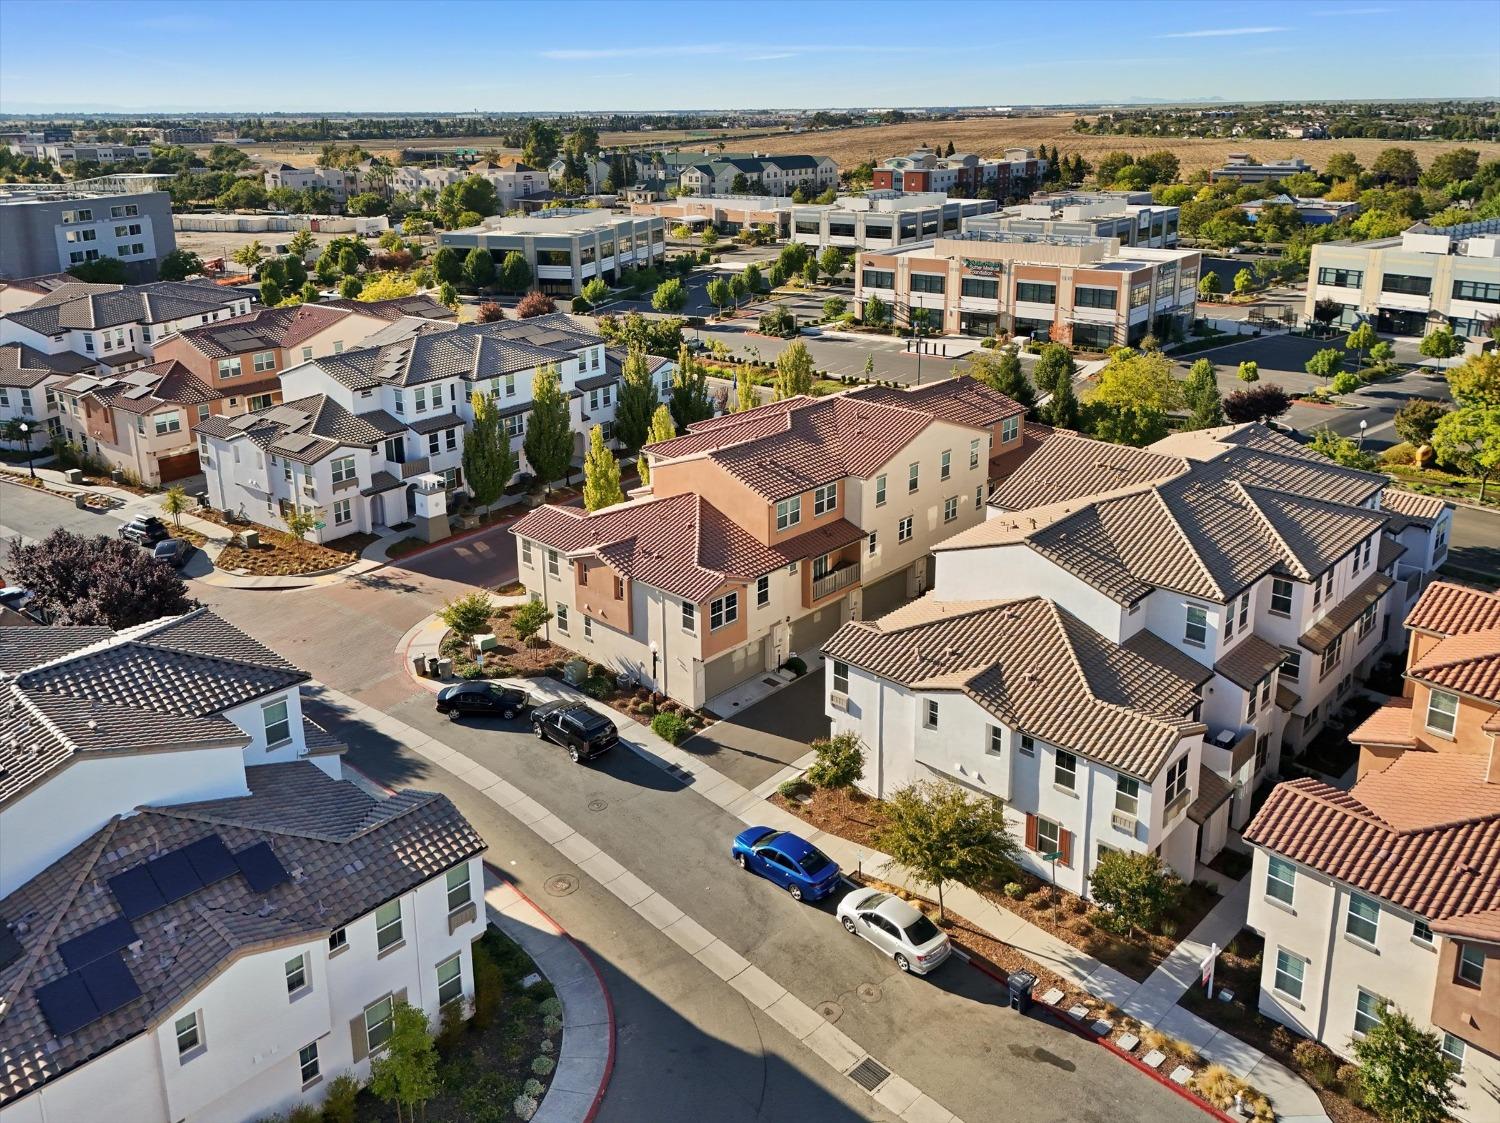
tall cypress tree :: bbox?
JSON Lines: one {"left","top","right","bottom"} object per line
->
{"left": 582, "top": 424, "right": 624, "bottom": 511}
{"left": 668, "top": 345, "right": 712, "bottom": 430}
{"left": 1184, "top": 358, "right": 1225, "bottom": 430}
{"left": 614, "top": 346, "right": 658, "bottom": 450}
{"left": 522, "top": 362, "right": 573, "bottom": 493}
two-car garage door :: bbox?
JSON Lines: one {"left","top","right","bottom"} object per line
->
{"left": 156, "top": 450, "right": 201, "bottom": 482}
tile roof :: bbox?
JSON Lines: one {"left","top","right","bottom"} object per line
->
{"left": 603, "top": 348, "right": 671, "bottom": 381}
{"left": 0, "top": 762, "right": 484, "bottom": 1103}
{"left": 1405, "top": 581, "right": 1500, "bottom": 638}
{"left": 1348, "top": 696, "right": 1418, "bottom": 749}
{"left": 987, "top": 429, "right": 1186, "bottom": 511}
{"left": 0, "top": 344, "right": 93, "bottom": 388}
{"left": 320, "top": 294, "right": 456, "bottom": 322}
{"left": 0, "top": 611, "right": 304, "bottom": 807}
{"left": 823, "top": 596, "right": 1205, "bottom": 779}
{"left": 989, "top": 421, "right": 1057, "bottom": 486}
{"left": 1380, "top": 488, "right": 1451, "bottom": 530}
{"left": 1215, "top": 634, "right": 1286, "bottom": 691}
{"left": 1299, "top": 573, "right": 1393, "bottom": 654}
{"left": 1188, "top": 765, "right": 1235, "bottom": 826}
{"left": 6, "top": 281, "right": 238, "bottom": 334}
{"left": 1244, "top": 752, "right": 1500, "bottom": 941}
{"left": 195, "top": 394, "right": 388, "bottom": 463}
{"left": 1408, "top": 628, "right": 1500, "bottom": 705}
{"left": 846, "top": 375, "right": 1025, "bottom": 430}
{"left": 59, "top": 361, "right": 216, "bottom": 416}
{"left": 169, "top": 304, "right": 363, "bottom": 359}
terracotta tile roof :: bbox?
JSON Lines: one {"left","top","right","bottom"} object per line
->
{"left": 1408, "top": 628, "right": 1500, "bottom": 705}
{"left": 988, "top": 429, "right": 1186, "bottom": 511}
{"left": 60, "top": 361, "right": 216, "bottom": 417}
{"left": 646, "top": 397, "right": 812, "bottom": 459}
{"left": 1245, "top": 752, "right": 1500, "bottom": 941}
{"left": 1348, "top": 696, "right": 1418, "bottom": 749}
{"left": 823, "top": 596, "right": 1204, "bottom": 779}
{"left": 170, "top": 304, "right": 362, "bottom": 359}
{"left": 0, "top": 762, "right": 484, "bottom": 1103}
{"left": 1215, "top": 634, "right": 1286, "bottom": 691}
{"left": 1405, "top": 581, "right": 1500, "bottom": 638}
{"left": 1381, "top": 488, "right": 1451, "bottom": 530}
{"left": 846, "top": 375, "right": 1025, "bottom": 429}
{"left": 1299, "top": 574, "right": 1393, "bottom": 655}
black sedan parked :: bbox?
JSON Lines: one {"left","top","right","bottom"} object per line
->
{"left": 152, "top": 538, "right": 195, "bottom": 568}
{"left": 435, "top": 682, "right": 533, "bottom": 721}
{"left": 531, "top": 701, "right": 618, "bottom": 763}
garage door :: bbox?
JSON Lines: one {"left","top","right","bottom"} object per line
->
{"left": 790, "top": 596, "right": 850, "bottom": 654}
{"left": 860, "top": 567, "right": 912, "bottom": 621}
{"left": 156, "top": 450, "right": 201, "bottom": 482}
{"left": 703, "top": 636, "right": 766, "bottom": 700}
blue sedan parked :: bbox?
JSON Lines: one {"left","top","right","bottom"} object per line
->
{"left": 731, "top": 826, "right": 842, "bottom": 902}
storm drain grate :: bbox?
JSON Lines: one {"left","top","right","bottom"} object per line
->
{"left": 847, "top": 1056, "right": 890, "bottom": 1093}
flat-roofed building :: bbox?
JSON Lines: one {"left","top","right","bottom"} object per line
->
{"left": 0, "top": 184, "right": 176, "bottom": 282}
{"left": 438, "top": 209, "right": 666, "bottom": 296}
{"left": 1209, "top": 153, "right": 1313, "bottom": 184}
{"left": 631, "top": 195, "right": 794, "bottom": 239}
{"left": 972, "top": 190, "right": 1179, "bottom": 248}
{"left": 790, "top": 192, "right": 999, "bottom": 252}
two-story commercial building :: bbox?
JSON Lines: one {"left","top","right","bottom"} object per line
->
{"left": 789, "top": 192, "right": 999, "bottom": 254}
{"left": 872, "top": 148, "right": 1047, "bottom": 199}
{"left": 511, "top": 377, "right": 1027, "bottom": 709}
{"left": 0, "top": 610, "right": 486, "bottom": 1123}
{"left": 970, "top": 191, "right": 1180, "bottom": 249}
{"left": 438, "top": 209, "right": 667, "bottom": 297}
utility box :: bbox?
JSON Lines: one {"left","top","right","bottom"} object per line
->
{"left": 564, "top": 658, "right": 589, "bottom": 685}
{"left": 65, "top": 469, "right": 83, "bottom": 485}
{"left": 242, "top": 529, "right": 260, "bottom": 548}
{"left": 473, "top": 633, "right": 499, "bottom": 653}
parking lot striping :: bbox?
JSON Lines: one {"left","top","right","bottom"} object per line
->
{"left": 313, "top": 679, "right": 968, "bottom": 1123}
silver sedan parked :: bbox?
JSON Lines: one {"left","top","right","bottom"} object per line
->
{"left": 835, "top": 888, "right": 952, "bottom": 975}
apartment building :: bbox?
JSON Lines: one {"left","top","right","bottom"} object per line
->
{"left": 1305, "top": 218, "right": 1500, "bottom": 338}
{"left": 0, "top": 186, "right": 176, "bottom": 281}
{"left": 790, "top": 192, "right": 999, "bottom": 253}
{"left": 14, "top": 142, "right": 153, "bottom": 165}
{"left": 1209, "top": 154, "right": 1314, "bottom": 184}
{"left": 1245, "top": 586, "right": 1500, "bottom": 1123}
{"left": 197, "top": 314, "right": 644, "bottom": 540}
{"left": 971, "top": 191, "right": 1181, "bottom": 249}
{"left": 0, "top": 343, "right": 94, "bottom": 450}
{"left": 872, "top": 147, "right": 1047, "bottom": 198}
{"left": 390, "top": 161, "right": 547, "bottom": 211}
{"left": 0, "top": 610, "right": 486, "bottom": 1123}
{"left": 511, "top": 377, "right": 1026, "bottom": 709}
{"left": 856, "top": 229, "right": 1200, "bottom": 343}
{"left": 438, "top": 209, "right": 666, "bottom": 296}
{"left": 677, "top": 155, "right": 838, "bottom": 198}
{"left": 262, "top": 164, "right": 372, "bottom": 204}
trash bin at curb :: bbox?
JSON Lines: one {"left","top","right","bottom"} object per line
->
{"left": 73, "top": 493, "right": 88, "bottom": 509}
{"left": 426, "top": 655, "right": 440, "bottom": 677}
{"left": 413, "top": 655, "right": 427, "bottom": 677}
{"left": 1007, "top": 970, "right": 1036, "bottom": 1014}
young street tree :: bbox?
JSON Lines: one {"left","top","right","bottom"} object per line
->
{"left": 614, "top": 346, "right": 659, "bottom": 450}
{"left": 966, "top": 346, "right": 1035, "bottom": 411}
{"left": 463, "top": 390, "right": 516, "bottom": 510}
{"left": 583, "top": 424, "right": 624, "bottom": 511}
{"left": 1088, "top": 850, "right": 1177, "bottom": 936}
{"left": 652, "top": 278, "right": 687, "bottom": 314}
{"left": 1032, "top": 343, "right": 1076, "bottom": 397}
{"left": 522, "top": 363, "right": 573, "bottom": 493}
{"left": 1419, "top": 326, "right": 1461, "bottom": 362}
{"left": 284, "top": 506, "right": 321, "bottom": 540}
{"left": 1197, "top": 271, "right": 1222, "bottom": 301}
{"left": 439, "top": 591, "right": 496, "bottom": 638}
{"left": 1238, "top": 360, "right": 1259, "bottom": 382}
{"left": 1350, "top": 1006, "right": 1461, "bottom": 1123}
{"left": 669, "top": 346, "right": 713, "bottom": 428}
{"left": 1393, "top": 398, "right": 1450, "bottom": 448}
{"left": 805, "top": 732, "right": 864, "bottom": 790}
{"left": 161, "top": 485, "right": 190, "bottom": 527}
{"left": 581, "top": 277, "right": 610, "bottom": 308}
{"left": 706, "top": 275, "right": 732, "bottom": 315}
{"left": 646, "top": 403, "right": 677, "bottom": 446}
{"left": 1233, "top": 268, "right": 1254, "bottom": 295}
{"left": 499, "top": 250, "right": 532, "bottom": 293}
{"left": 368, "top": 1001, "right": 439, "bottom": 1123}
{"left": 511, "top": 599, "right": 553, "bottom": 644}
{"left": 773, "top": 339, "right": 815, "bottom": 400}
{"left": 874, "top": 780, "right": 1019, "bottom": 921}
{"left": 1183, "top": 357, "right": 1225, "bottom": 430}
{"left": 1345, "top": 322, "right": 1378, "bottom": 369}
{"left": 7, "top": 529, "right": 191, "bottom": 629}
{"left": 1432, "top": 405, "right": 1500, "bottom": 503}
{"left": 734, "top": 365, "right": 757, "bottom": 413}
{"left": 1305, "top": 347, "right": 1346, "bottom": 383}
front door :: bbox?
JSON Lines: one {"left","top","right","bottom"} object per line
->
{"left": 371, "top": 496, "right": 385, "bottom": 528}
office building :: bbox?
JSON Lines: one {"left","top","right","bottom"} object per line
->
{"left": 0, "top": 185, "right": 176, "bottom": 282}
{"left": 438, "top": 209, "right": 666, "bottom": 296}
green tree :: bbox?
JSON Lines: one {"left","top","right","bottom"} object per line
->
{"left": 581, "top": 277, "right": 610, "bottom": 307}
{"left": 1091, "top": 348, "right": 1182, "bottom": 414}
{"left": 230, "top": 239, "right": 266, "bottom": 268}
{"left": 1446, "top": 351, "right": 1500, "bottom": 407}
{"left": 873, "top": 779, "right": 1020, "bottom": 922}
{"left": 1393, "top": 399, "right": 1450, "bottom": 447}
{"left": 1351, "top": 1006, "right": 1460, "bottom": 1123}
{"left": 1371, "top": 147, "right": 1422, "bottom": 185}
{"left": 1232, "top": 268, "right": 1254, "bottom": 295}
{"left": 337, "top": 244, "right": 361, "bottom": 276}
{"left": 1238, "top": 360, "right": 1260, "bottom": 383}
{"left": 1305, "top": 347, "right": 1346, "bottom": 383}
{"left": 1418, "top": 326, "right": 1460, "bottom": 361}
{"left": 669, "top": 346, "right": 713, "bottom": 428}
{"left": 287, "top": 229, "right": 316, "bottom": 258}
{"left": 1088, "top": 850, "right": 1177, "bottom": 936}
{"left": 863, "top": 293, "right": 889, "bottom": 325}
{"left": 583, "top": 424, "right": 624, "bottom": 511}
{"left": 1346, "top": 322, "right": 1379, "bottom": 368}
{"left": 358, "top": 272, "right": 418, "bottom": 302}
{"left": 368, "top": 1001, "right": 439, "bottom": 1123}
{"left": 863, "top": 354, "right": 875, "bottom": 380}
{"left": 1432, "top": 406, "right": 1500, "bottom": 503}
{"left": 773, "top": 340, "right": 815, "bottom": 400}
{"left": 822, "top": 296, "right": 847, "bottom": 320}
{"left": 1324, "top": 151, "right": 1363, "bottom": 181}
{"left": 818, "top": 246, "right": 844, "bottom": 279}
{"left": 464, "top": 390, "right": 516, "bottom": 510}
{"left": 161, "top": 485, "right": 190, "bottom": 527}
{"left": 346, "top": 191, "right": 386, "bottom": 217}
{"left": 743, "top": 263, "right": 764, "bottom": 293}
{"left": 966, "top": 347, "right": 1035, "bottom": 411}
{"left": 734, "top": 365, "right": 756, "bottom": 412}
{"left": 805, "top": 732, "right": 864, "bottom": 790}
{"left": 728, "top": 272, "right": 748, "bottom": 308}
{"left": 258, "top": 277, "right": 283, "bottom": 307}
{"left": 614, "top": 346, "right": 659, "bottom": 450}
{"left": 1369, "top": 341, "right": 1395, "bottom": 368}
{"left": 497, "top": 250, "right": 531, "bottom": 293}
{"left": 801, "top": 259, "right": 820, "bottom": 287}
{"left": 706, "top": 275, "right": 732, "bottom": 314}
{"left": 461, "top": 247, "right": 494, "bottom": 288}
{"left": 1043, "top": 369, "right": 1080, "bottom": 429}
{"left": 437, "top": 281, "right": 459, "bottom": 313}
{"left": 337, "top": 275, "right": 362, "bottom": 299}
{"left": 300, "top": 280, "right": 321, "bottom": 304}
{"left": 156, "top": 249, "right": 203, "bottom": 282}
{"left": 1032, "top": 342, "right": 1076, "bottom": 397}
{"left": 284, "top": 505, "right": 321, "bottom": 540}
{"left": 1184, "top": 358, "right": 1224, "bottom": 429}
{"left": 440, "top": 591, "right": 496, "bottom": 637}
{"left": 511, "top": 598, "right": 553, "bottom": 644}
{"left": 652, "top": 278, "right": 687, "bottom": 314}
{"left": 646, "top": 402, "right": 677, "bottom": 445}
{"left": 1197, "top": 271, "right": 1222, "bottom": 300}
{"left": 1309, "top": 426, "right": 1377, "bottom": 470}
{"left": 1331, "top": 370, "right": 1363, "bottom": 395}
{"left": 217, "top": 177, "right": 267, "bottom": 211}
{"left": 522, "top": 363, "right": 573, "bottom": 492}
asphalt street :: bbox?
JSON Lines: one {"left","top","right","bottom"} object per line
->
{"left": 697, "top": 321, "right": 964, "bottom": 385}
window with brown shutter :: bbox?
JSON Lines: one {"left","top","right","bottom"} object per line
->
{"left": 1024, "top": 813, "right": 1038, "bottom": 850}
{"left": 349, "top": 1013, "right": 367, "bottom": 1063}
{"left": 1059, "top": 829, "right": 1073, "bottom": 868}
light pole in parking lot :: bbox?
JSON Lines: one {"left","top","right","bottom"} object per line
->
{"left": 1358, "top": 418, "right": 1368, "bottom": 451}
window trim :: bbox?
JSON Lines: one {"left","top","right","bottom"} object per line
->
{"left": 1425, "top": 689, "right": 1459, "bottom": 738}
{"left": 262, "top": 697, "right": 291, "bottom": 747}
{"left": 923, "top": 699, "right": 939, "bottom": 729}
{"left": 364, "top": 995, "right": 396, "bottom": 1053}
{"left": 285, "top": 952, "right": 309, "bottom": 997}
{"left": 299, "top": 1040, "right": 321, "bottom": 1087}
{"left": 375, "top": 899, "right": 404, "bottom": 953}
{"left": 436, "top": 954, "right": 463, "bottom": 1008}
{"left": 1272, "top": 947, "right": 1306, "bottom": 1003}
{"left": 1265, "top": 856, "right": 1296, "bottom": 907}
{"left": 709, "top": 591, "right": 739, "bottom": 631}
{"left": 445, "top": 863, "right": 472, "bottom": 914}
{"left": 1456, "top": 943, "right": 1485, "bottom": 987}
{"left": 1345, "top": 893, "right": 1380, "bottom": 946}
{"left": 1054, "top": 749, "right": 1078, "bottom": 792}
{"left": 174, "top": 1010, "right": 203, "bottom": 1058}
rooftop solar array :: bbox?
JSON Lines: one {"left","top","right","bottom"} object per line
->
{"left": 35, "top": 953, "right": 142, "bottom": 1037}
{"left": 58, "top": 917, "right": 137, "bottom": 970}
{"left": 234, "top": 841, "right": 290, "bottom": 893}
{"left": 107, "top": 834, "right": 239, "bottom": 920}
{"left": 0, "top": 924, "right": 21, "bottom": 972}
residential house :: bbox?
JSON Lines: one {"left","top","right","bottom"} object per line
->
{"left": 391, "top": 161, "right": 548, "bottom": 211}
{"left": 677, "top": 155, "right": 838, "bottom": 198}
{"left": 52, "top": 361, "right": 218, "bottom": 483}
{"left": 511, "top": 377, "right": 1026, "bottom": 709}
{"left": 262, "top": 164, "right": 372, "bottom": 205}
{"left": 0, "top": 343, "right": 95, "bottom": 450}
{"left": 0, "top": 611, "right": 486, "bottom": 1123}
{"left": 872, "top": 147, "right": 1047, "bottom": 198}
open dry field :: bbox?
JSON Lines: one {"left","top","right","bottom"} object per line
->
{"left": 744, "top": 114, "right": 1500, "bottom": 175}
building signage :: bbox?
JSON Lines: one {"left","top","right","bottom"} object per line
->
{"left": 962, "top": 258, "right": 1003, "bottom": 277}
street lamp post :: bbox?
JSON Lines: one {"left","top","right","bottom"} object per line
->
{"left": 17, "top": 422, "right": 34, "bottom": 478}
{"left": 1358, "top": 419, "right": 1368, "bottom": 451}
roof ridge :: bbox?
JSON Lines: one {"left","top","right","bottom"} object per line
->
{"left": 1048, "top": 603, "right": 1189, "bottom": 737}
{"left": 1147, "top": 485, "right": 1224, "bottom": 599}
{"left": 1232, "top": 480, "right": 1312, "bottom": 580}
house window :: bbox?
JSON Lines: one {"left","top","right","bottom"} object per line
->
{"left": 1184, "top": 605, "right": 1208, "bottom": 647}
{"left": 302, "top": 346, "right": 314, "bottom": 361}
{"left": 1413, "top": 918, "right": 1434, "bottom": 946}
{"left": 1273, "top": 948, "right": 1305, "bottom": 1001}
{"left": 1115, "top": 775, "right": 1139, "bottom": 818}
{"left": 1456, "top": 944, "right": 1485, "bottom": 987}
{"left": 756, "top": 574, "right": 770, "bottom": 607}
{"left": 285, "top": 953, "right": 309, "bottom": 995}
{"left": 1425, "top": 690, "right": 1458, "bottom": 736}
{"left": 833, "top": 660, "right": 849, "bottom": 694}
{"left": 975, "top": 485, "right": 984, "bottom": 510}
{"left": 1353, "top": 989, "right": 1384, "bottom": 1037}
{"left": 898, "top": 516, "right": 913, "bottom": 543}
{"left": 299, "top": 1041, "right": 320, "bottom": 1086}
{"left": 1281, "top": 648, "right": 1301, "bottom": 680}
{"left": 940, "top": 450, "right": 952, "bottom": 480}
{"left": 1320, "top": 635, "right": 1344, "bottom": 679}
{"left": 1035, "top": 816, "right": 1061, "bottom": 855}
{"left": 1441, "top": 1033, "right": 1466, "bottom": 1073}
{"left": 969, "top": 439, "right": 981, "bottom": 468}
{"left": 813, "top": 483, "right": 837, "bottom": 516}
{"left": 414, "top": 387, "right": 428, "bottom": 413}
{"left": 428, "top": 431, "right": 440, "bottom": 456}
{"left": 365, "top": 995, "right": 395, "bottom": 1052}
{"left": 154, "top": 412, "right": 182, "bottom": 436}
{"left": 988, "top": 725, "right": 1005, "bottom": 756}
{"left": 944, "top": 496, "right": 958, "bottom": 523}
{"left": 252, "top": 350, "right": 276, "bottom": 373}
{"left": 875, "top": 474, "right": 886, "bottom": 506}
{"left": 908, "top": 462, "right": 919, "bottom": 493}
{"left": 775, "top": 496, "right": 801, "bottom": 531}
{"left": 520, "top": 539, "right": 533, "bottom": 566}
{"left": 547, "top": 549, "right": 559, "bottom": 578}
{"left": 1266, "top": 857, "right": 1296, "bottom": 905}
{"left": 1020, "top": 734, "right": 1035, "bottom": 756}
{"left": 331, "top": 455, "right": 356, "bottom": 484}
{"left": 555, "top": 603, "right": 569, "bottom": 633}
{"left": 1255, "top": 733, "right": 1270, "bottom": 772}
{"left": 393, "top": 390, "right": 404, "bottom": 414}
{"left": 924, "top": 699, "right": 939, "bottom": 729}
{"left": 1357, "top": 601, "right": 1377, "bottom": 640}
{"left": 437, "top": 955, "right": 463, "bottom": 1007}
{"left": 446, "top": 864, "right": 472, "bottom": 913}
{"left": 329, "top": 927, "right": 347, "bottom": 953}
{"left": 263, "top": 698, "right": 291, "bottom": 745}
{"left": 175, "top": 1011, "right": 202, "bottom": 1057}
{"left": 583, "top": 616, "right": 593, "bottom": 640}
{"left": 1346, "top": 894, "right": 1380, "bottom": 944}
{"left": 710, "top": 592, "right": 739, "bottom": 630}
{"left": 1001, "top": 415, "right": 1020, "bottom": 443}
{"left": 1054, "top": 750, "right": 1077, "bottom": 791}
{"left": 681, "top": 601, "right": 695, "bottom": 632}
{"left": 1164, "top": 756, "right": 1188, "bottom": 807}
{"left": 216, "top": 358, "right": 239, "bottom": 378}
{"left": 446, "top": 428, "right": 458, "bottom": 452}
{"left": 375, "top": 900, "right": 403, "bottom": 952}
{"left": 614, "top": 575, "right": 626, "bottom": 599}
{"left": 1247, "top": 679, "right": 1260, "bottom": 722}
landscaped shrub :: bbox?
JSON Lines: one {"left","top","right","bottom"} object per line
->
{"left": 320, "top": 1073, "right": 360, "bottom": 1123}
{"left": 1002, "top": 881, "right": 1026, "bottom": 899}
{"left": 805, "top": 732, "right": 864, "bottom": 789}
{"left": 651, "top": 711, "right": 689, "bottom": 744}
{"left": 638, "top": 702, "right": 656, "bottom": 717}
{"left": 1192, "top": 1064, "right": 1247, "bottom": 1110}
{"left": 523, "top": 1078, "right": 545, "bottom": 1098}
{"left": 1292, "top": 1039, "right": 1339, "bottom": 1086}
{"left": 539, "top": 997, "right": 562, "bottom": 1018}
{"left": 783, "top": 655, "right": 807, "bottom": 676}
{"left": 1330, "top": 370, "right": 1362, "bottom": 395}
{"left": 531, "top": 1055, "right": 555, "bottom": 1076}
{"left": 457, "top": 661, "right": 487, "bottom": 680}
{"left": 513, "top": 1094, "right": 539, "bottom": 1121}
{"left": 470, "top": 940, "right": 504, "bottom": 1030}
{"left": 1334, "top": 1063, "right": 1364, "bottom": 1106}
{"left": 778, "top": 778, "right": 812, "bottom": 800}
{"left": 1269, "top": 1025, "right": 1297, "bottom": 1056}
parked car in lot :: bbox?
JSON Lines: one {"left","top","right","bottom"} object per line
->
{"left": 435, "top": 682, "right": 532, "bottom": 721}
{"left": 731, "top": 827, "right": 841, "bottom": 902}
{"left": 118, "top": 516, "right": 169, "bottom": 546}
{"left": 836, "top": 888, "right": 951, "bottom": 975}
{"left": 531, "top": 701, "right": 618, "bottom": 763}
{"left": 151, "top": 538, "right": 195, "bottom": 568}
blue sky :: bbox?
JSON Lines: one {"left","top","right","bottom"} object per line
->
{"left": 1, "top": 0, "right": 1496, "bottom": 113}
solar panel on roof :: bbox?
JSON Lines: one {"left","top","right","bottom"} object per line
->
{"left": 79, "top": 954, "right": 141, "bottom": 1019}
{"left": 0, "top": 924, "right": 22, "bottom": 972}
{"left": 147, "top": 848, "right": 203, "bottom": 904}
{"left": 107, "top": 865, "right": 166, "bottom": 920}
{"left": 234, "top": 842, "right": 290, "bottom": 893}
{"left": 36, "top": 972, "right": 96, "bottom": 1037}
{"left": 58, "top": 917, "right": 138, "bottom": 970}
{"left": 181, "top": 834, "right": 237, "bottom": 886}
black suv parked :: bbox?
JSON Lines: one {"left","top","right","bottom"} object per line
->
{"left": 118, "top": 516, "right": 169, "bottom": 546}
{"left": 531, "top": 702, "right": 618, "bottom": 763}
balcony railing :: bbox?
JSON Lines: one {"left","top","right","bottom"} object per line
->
{"left": 811, "top": 560, "right": 860, "bottom": 603}
{"left": 400, "top": 457, "right": 430, "bottom": 479}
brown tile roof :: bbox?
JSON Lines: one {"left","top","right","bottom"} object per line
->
{"left": 1245, "top": 752, "right": 1500, "bottom": 941}
{"left": 0, "top": 762, "right": 485, "bottom": 1103}
{"left": 1381, "top": 488, "right": 1451, "bottom": 530}
{"left": 823, "top": 596, "right": 1205, "bottom": 778}
{"left": 1405, "top": 581, "right": 1500, "bottom": 638}
{"left": 1408, "top": 628, "right": 1500, "bottom": 705}
{"left": 989, "top": 421, "right": 1057, "bottom": 486}
{"left": 1215, "top": 634, "right": 1286, "bottom": 691}
{"left": 1299, "top": 573, "right": 1393, "bottom": 655}
{"left": 647, "top": 396, "right": 814, "bottom": 458}
{"left": 60, "top": 360, "right": 217, "bottom": 417}
{"left": 988, "top": 429, "right": 1186, "bottom": 511}
{"left": 170, "top": 304, "right": 363, "bottom": 359}
{"left": 320, "top": 294, "right": 456, "bottom": 322}
{"left": 1348, "top": 696, "right": 1418, "bottom": 749}
{"left": 846, "top": 375, "right": 1025, "bottom": 429}
{"left": 0, "top": 345, "right": 93, "bottom": 389}
{"left": 1188, "top": 765, "right": 1234, "bottom": 826}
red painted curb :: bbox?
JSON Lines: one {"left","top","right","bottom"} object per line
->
{"left": 962, "top": 956, "right": 1238, "bottom": 1123}
{"left": 485, "top": 862, "right": 617, "bottom": 1123}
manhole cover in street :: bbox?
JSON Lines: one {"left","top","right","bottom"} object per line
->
{"left": 856, "top": 983, "right": 881, "bottom": 1003}
{"left": 588, "top": 799, "right": 607, "bottom": 812}
{"left": 816, "top": 1000, "right": 843, "bottom": 1021}
{"left": 543, "top": 874, "right": 578, "bottom": 897}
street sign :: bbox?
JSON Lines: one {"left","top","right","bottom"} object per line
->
{"left": 1200, "top": 942, "right": 1219, "bottom": 994}
{"left": 1039, "top": 850, "right": 1064, "bottom": 862}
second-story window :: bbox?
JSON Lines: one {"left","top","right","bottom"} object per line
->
{"left": 1164, "top": 756, "right": 1188, "bottom": 807}
{"left": 681, "top": 601, "right": 696, "bottom": 632}
{"left": 393, "top": 390, "right": 404, "bottom": 415}
{"left": 940, "top": 450, "right": 951, "bottom": 480}
{"left": 1115, "top": 775, "right": 1139, "bottom": 818}
{"left": 1456, "top": 944, "right": 1485, "bottom": 987}
{"left": 709, "top": 592, "right": 738, "bottom": 630}
{"left": 813, "top": 483, "right": 837, "bottom": 516}
{"left": 1425, "top": 689, "right": 1458, "bottom": 736}
{"left": 375, "top": 900, "right": 403, "bottom": 952}
{"left": 414, "top": 387, "right": 428, "bottom": 413}
{"left": 217, "top": 357, "right": 239, "bottom": 379}
{"left": 833, "top": 660, "right": 849, "bottom": 694}
{"left": 1184, "top": 605, "right": 1208, "bottom": 647}
{"left": 898, "top": 516, "right": 913, "bottom": 543}
{"left": 944, "top": 497, "right": 958, "bottom": 523}
{"left": 253, "top": 350, "right": 276, "bottom": 373}
{"left": 756, "top": 574, "right": 769, "bottom": 607}
{"left": 331, "top": 456, "right": 356, "bottom": 484}
{"left": 1346, "top": 894, "right": 1380, "bottom": 945}
{"left": 1054, "top": 750, "right": 1077, "bottom": 791}
{"left": 547, "top": 549, "right": 559, "bottom": 578}
{"left": 908, "top": 462, "right": 920, "bottom": 493}
{"left": 923, "top": 699, "right": 939, "bottom": 729}
{"left": 875, "top": 474, "right": 887, "bottom": 506}
{"left": 776, "top": 496, "right": 801, "bottom": 531}
{"left": 263, "top": 698, "right": 291, "bottom": 745}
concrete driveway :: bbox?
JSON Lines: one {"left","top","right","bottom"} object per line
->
{"left": 680, "top": 672, "right": 831, "bottom": 790}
